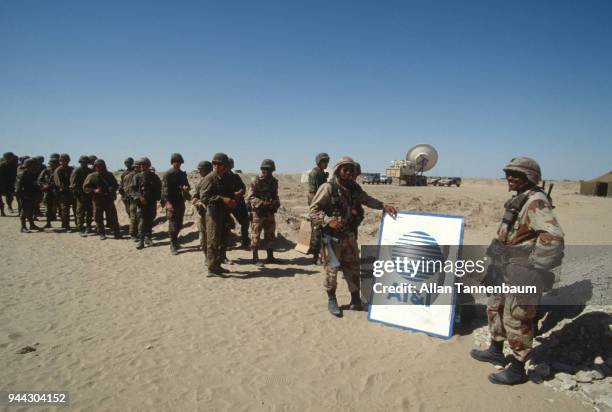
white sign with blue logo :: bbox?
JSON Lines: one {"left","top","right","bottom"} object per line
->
{"left": 368, "top": 211, "right": 464, "bottom": 339}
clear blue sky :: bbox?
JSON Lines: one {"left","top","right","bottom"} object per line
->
{"left": 1, "top": 0, "right": 610, "bottom": 179}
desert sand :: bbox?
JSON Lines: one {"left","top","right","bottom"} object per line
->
{"left": 1, "top": 176, "right": 610, "bottom": 411}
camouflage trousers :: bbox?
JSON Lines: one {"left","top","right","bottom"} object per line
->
{"left": 322, "top": 232, "right": 360, "bottom": 293}
{"left": 205, "top": 206, "right": 228, "bottom": 269}
{"left": 20, "top": 198, "right": 35, "bottom": 223}
{"left": 57, "top": 192, "right": 73, "bottom": 228}
{"left": 127, "top": 199, "right": 138, "bottom": 237}
{"left": 309, "top": 221, "right": 322, "bottom": 255}
{"left": 92, "top": 196, "right": 119, "bottom": 234}
{"left": 487, "top": 293, "right": 538, "bottom": 362}
{"left": 250, "top": 213, "right": 276, "bottom": 250}
{"left": 43, "top": 193, "right": 57, "bottom": 222}
{"left": 166, "top": 200, "right": 185, "bottom": 241}
{"left": 137, "top": 202, "right": 156, "bottom": 239}
{"left": 75, "top": 193, "right": 93, "bottom": 230}
{"left": 197, "top": 212, "right": 207, "bottom": 255}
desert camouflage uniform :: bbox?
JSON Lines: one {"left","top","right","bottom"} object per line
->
{"left": 161, "top": 167, "right": 190, "bottom": 242}
{"left": 487, "top": 187, "right": 564, "bottom": 362}
{"left": 246, "top": 175, "right": 280, "bottom": 250}
{"left": 83, "top": 168, "right": 120, "bottom": 236}
{"left": 193, "top": 177, "right": 208, "bottom": 254}
{"left": 38, "top": 164, "right": 58, "bottom": 224}
{"left": 70, "top": 162, "right": 93, "bottom": 232}
{"left": 309, "top": 177, "right": 384, "bottom": 293}
{"left": 53, "top": 164, "right": 74, "bottom": 229}
{"left": 201, "top": 170, "right": 234, "bottom": 269}
{"left": 308, "top": 165, "right": 328, "bottom": 255}
{"left": 120, "top": 168, "right": 139, "bottom": 237}
{"left": 130, "top": 169, "right": 162, "bottom": 241}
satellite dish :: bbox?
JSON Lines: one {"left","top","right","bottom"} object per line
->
{"left": 406, "top": 144, "right": 438, "bottom": 173}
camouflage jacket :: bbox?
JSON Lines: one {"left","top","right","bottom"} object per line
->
{"left": 0, "top": 159, "right": 18, "bottom": 192}
{"left": 308, "top": 166, "right": 328, "bottom": 194}
{"left": 246, "top": 175, "right": 280, "bottom": 217}
{"left": 53, "top": 165, "right": 74, "bottom": 194}
{"left": 70, "top": 166, "right": 92, "bottom": 196}
{"left": 192, "top": 177, "right": 209, "bottom": 216}
{"left": 130, "top": 171, "right": 161, "bottom": 204}
{"left": 15, "top": 169, "right": 40, "bottom": 200}
{"left": 200, "top": 170, "right": 234, "bottom": 209}
{"left": 83, "top": 170, "right": 118, "bottom": 199}
{"left": 309, "top": 177, "right": 383, "bottom": 236}
{"left": 161, "top": 167, "right": 190, "bottom": 205}
{"left": 38, "top": 168, "right": 57, "bottom": 193}
{"left": 119, "top": 168, "right": 136, "bottom": 198}
{"left": 497, "top": 187, "right": 564, "bottom": 270}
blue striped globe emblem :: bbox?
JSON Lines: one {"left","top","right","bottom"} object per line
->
{"left": 391, "top": 231, "right": 444, "bottom": 282}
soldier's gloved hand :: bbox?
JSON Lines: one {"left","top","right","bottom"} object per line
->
{"left": 383, "top": 204, "right": 398, "bottom": 218}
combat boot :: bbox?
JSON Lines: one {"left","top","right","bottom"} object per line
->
{"left": 99, "top": 228, "right": 106, "bottom": 240}
{"left": 114, "top": 230, "right": 121, "bottom": 240}
{"left": 1, "top": 206, "right": 5, "bottom": 217}
{"left": 265, "top": 249, "right": 278, "bottom": 264}
{"left": 170, "top": 241, "right": 178, "bottom": 255}
{"left": 488, "top": 356, "right": 527, "bottom": 385}
{"left": 253, "top": 250, "right": 264, "bottom": 268}
{"left": 349, "top": 291, "right": 363, "bottom": 311}
{"left": 79, "top": 229, "right": 87, "bottom": 237}
{"left": 206, "top": 267, "right": 222, "bottom": 277}
{"left": 470, "top": 340, "right": 506, "bottom": 367}
{"left": 327, "top": 289, "right": 342, "bottom": 317}
{"left": 144, "top": 236, "right": 153, "bottom": 247}
{"left": 313, "top": 253, "right": 322, "bottom": 265}
{"left": 20, "top": 222, "right": 30, "bottom": 233}
{"left": 44, "top": 221, "right": 52, "bottom": 229}
{"left": 29, "top": 221, "right": 42, "bottom": 231}
{"left": 136, "top": 238, "right": 145, "bottom": 250}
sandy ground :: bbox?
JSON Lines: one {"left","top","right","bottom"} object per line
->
{"left": 1, "top": 176, "right": 610, "bottom": 411}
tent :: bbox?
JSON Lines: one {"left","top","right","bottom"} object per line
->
{"left": 580, "top": 171, "right": 612, "bottom": 197}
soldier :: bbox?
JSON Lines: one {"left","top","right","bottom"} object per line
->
{"left": 201, "top": 153, "right": 236, "bottom": 277}
{"left": 53, "top": 153, "right": 74, "bottom": 231}
{"left": 38, "top": 157, "right": 60, "bottom": 228}
{"left": 161, "top": 153, "right": 191, "bottom": 255}
{"left": 470, "top": 157, "right": 564, "bottom": 385}
{"left": 32, "top": 156, "right": 46, "bottom": 217}
{"left": 119, "top": 157, "right": 139, "bottom": 240}
{"left": 228, "top": 158, "right": 250, "bottom": 249}
{"left": 310, "top": 156, "right": 397, "bottom": 317}
{"left": 15, "top": 158, "right": 42, "bottom": 232}
{"left": 130, "top": 157, "right": 162, "bottom": 249}
{"left": 0, "top": 152, "right": 18, "bottom": 216}
{"left": 246, "top": 159, "right": 281, "bottom": 267}
{"left": 88, "top": 155, "right": 97, "bottom": 170}
{"left": 83, "top": 159, "right": 121, "bottom": 240}
{"left": 192, "top": 161, "right": 213, "bottom": 260}
{"left": 307, "top": 153, "right": 330, "bottom": 264}
{"left": 70, "top": 155, "right": 94, "bottom": 236}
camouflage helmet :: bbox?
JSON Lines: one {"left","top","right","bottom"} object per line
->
{"left": 212, "top": 152, "right": 230, "bottom": 166}
{"left": 333, "top": 156, "right": 356, "bottom": 175}
{"left": 48, "top": 158, "right": 60, "bottom": 167}
{"left": 354, "top": 162, "right": 361, "bottom": 176}
{"left": 35, "top": 156, "right": 44, "bottom": 164}
{"left": 59, "top": 153, "right": 71, "bottom": 162}
{"left": 49, "top": 153, "right": 60, "bottom": 160}
{"left": 93, "top": 158, "right": 106, "bottom": 168}
{"left": 124, "top": 157, "right": 134, "bottom": 168}
{"left": 78, "top": 155, "right": 89, "bottom": 164}
{"left": 197, "top": 160, "right": 213, "bottom": 172}
{"left": 3, "top": 152, "right": 16, "bottom": 160}
{"left": 170, "top": 153, "right": 184, "bottom": 164}
{"left": 88, "top": 155, "right": 97, "bottom": 164}
{"left": 315, "top": 152, "right": 330, "bottom": 165}
{"left": 228, "top": 158, "right": 235, "bottom": 169}
{"left": 24, "top": 158, "right": 38, "bottom": 168}
{"left": 260, "top": 159, "right": 276, "bottom": 172}
{"left": 136, "top": 157, "right": 151, "bottom": 166}
{"left": 503, "top": 157, "right": 541, "bottom": 185}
